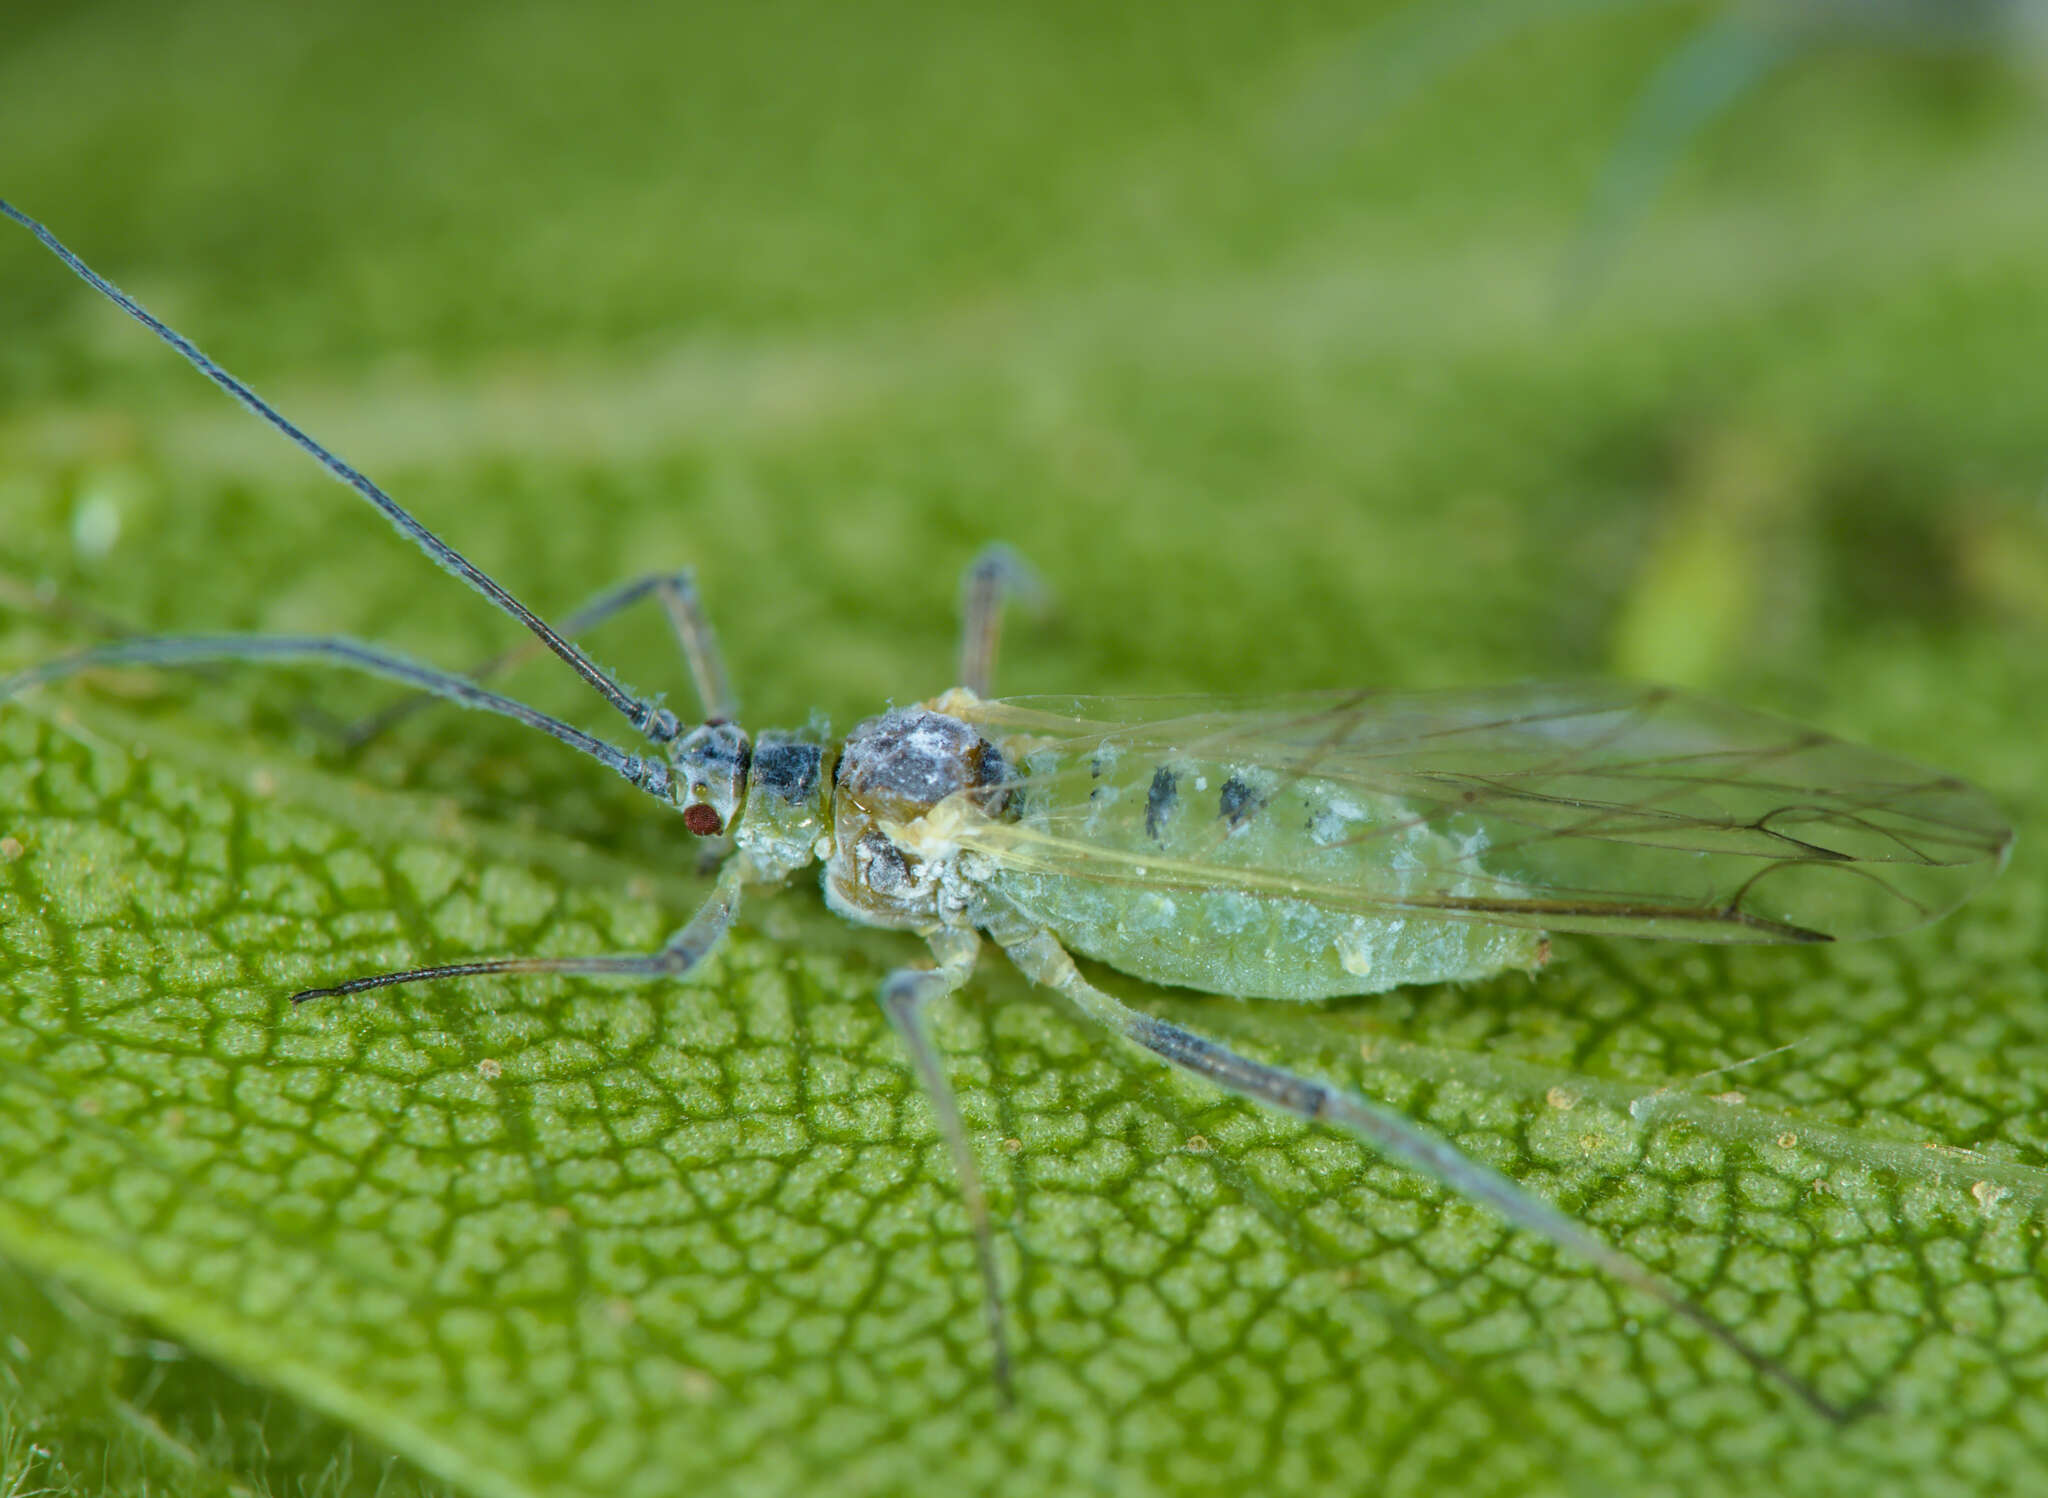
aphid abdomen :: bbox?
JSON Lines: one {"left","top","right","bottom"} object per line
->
{"left": 990, "top": 752, "right": 1545, "bottom": 998}
{"left": 988, "top": 871, "right": 1539, "bottom": 999}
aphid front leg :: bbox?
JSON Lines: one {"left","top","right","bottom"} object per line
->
{"left": 342, "top": 568, "right": 735, "bottom": 748}
{"left": 876, "top": 926, "right": 1014, "bottom": 1405}
{"left": 293, "top": 867, "right": 744, "bottom": 1002}
{"left": 653, "top": 570, "right": 737, "bottom": 723}
{"left": 998, "top": 926, "right": 1851, "bottom": 1423}
{"left": 955, "top": 544, "right": 1043, "bottom": 698}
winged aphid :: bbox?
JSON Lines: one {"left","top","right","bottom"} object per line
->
{"left": 1, "top": 202, "right": 2014, "bottom": 1419}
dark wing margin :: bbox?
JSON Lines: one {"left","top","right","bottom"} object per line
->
{"left": 954, "top": 684, "right": 2014, "bottom": 944}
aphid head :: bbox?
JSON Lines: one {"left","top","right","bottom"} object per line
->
{"left": 672, "top": 721, "right": 751, "bottom": 836}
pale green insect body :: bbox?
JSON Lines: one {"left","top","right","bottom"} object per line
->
{"left": 794, "top": 678, "right": 2013, "bottom": 1019}
{"left": 791, "top": 693, "right": 1546, "bottom": 998}
{"left": 931, "top": 681, "right": 2014, "bottom": 963}
{"left": 983, "top": 743, "right": 1545, "bottom": 1000}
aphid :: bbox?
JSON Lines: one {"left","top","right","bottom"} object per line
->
{"left": 0, "top": 202, "right": 2014, "bottom": 1420}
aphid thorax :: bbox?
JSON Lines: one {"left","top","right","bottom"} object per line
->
{"left": 819, "top": 705, "right": 1011, "bottom": 931}
{"left": 727, "top": 730, "right": 831, "bottom": 882}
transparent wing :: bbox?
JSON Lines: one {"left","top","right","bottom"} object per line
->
{"left": 944, "top": 683, "right": 2014, "bottom": 944}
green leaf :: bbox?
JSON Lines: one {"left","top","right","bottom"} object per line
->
{"left": 5, "top": 3, "right": 2048, "bottom": 1495}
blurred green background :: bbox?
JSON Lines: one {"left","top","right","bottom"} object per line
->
{"left": 2, "top": 2, "right": 2047, "bottom": 1495}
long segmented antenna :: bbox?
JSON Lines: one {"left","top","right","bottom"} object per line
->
{"left": 0, "top": 200, "right": 684, "bottom": 747}
{"left": 0, "top": 636, "right": 677, "bottom": 801}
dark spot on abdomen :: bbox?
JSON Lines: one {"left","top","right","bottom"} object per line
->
{"left": 1220, "top": 774, "right": 1264, "bottom": 828}
{"left": 1146, "top": 766, "right": 1178, "bottom": 841}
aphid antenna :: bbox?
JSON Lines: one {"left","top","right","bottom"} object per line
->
{"left": 0, "top": 635, "right": 682, "bottom": 805}
{"left": 0, "top": 200, "right": 688, "bottom": 750}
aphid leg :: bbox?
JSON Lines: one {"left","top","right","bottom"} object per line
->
{"left": 956, "top": 544, "right": 1044, "bottom": 698}
{"left": 340, "top": 568, "right": 734, "bottom": 749}
{"left": 999, "top": 926, "right": 1852, "bottom": 1424}
{"left": 876, "top": 927, "right": 1015, "bottom": 1407}
{"left": 1, "top": 201, "right": 684, "bottom": 749}
{"left": 0, "top": 635, "right": 683, "bottom": 806}
{"left": 656, "top": 571, "right": 737, "bottom": 723}
{"left": 292, "top": 868, "right": 742, "bottom": 1002}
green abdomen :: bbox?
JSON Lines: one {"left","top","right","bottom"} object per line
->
{"left": 985, "top": 752, "right": 1543, "bottom": 1000}
{"left": 990, "top": 866, "right": 1539, "bottom": 999}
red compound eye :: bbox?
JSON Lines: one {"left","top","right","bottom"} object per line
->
{"left": 682, "top": 804, "right": 724, "bottom": 836}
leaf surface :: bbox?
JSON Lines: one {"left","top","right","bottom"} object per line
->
{"left": 4, "top": 3, "right": 2048, "bottom": 1494}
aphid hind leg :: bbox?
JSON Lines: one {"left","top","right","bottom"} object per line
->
{"left": 340, "top": 568, "right": 735, "bottom": 749}
{"left": 999, "top": 927, "right": 1851, "bottom": 1424}
{"left": 293, "top": 869, "right": 742, "bottom": 1002}
{"left": 955, "top": 544, "right": 1043, "bottom": 697}
{"left": 877, "top": 927, "right": 1015, "bottom": 1406}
